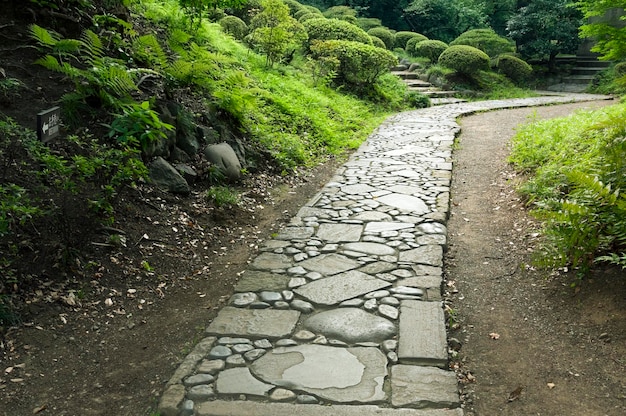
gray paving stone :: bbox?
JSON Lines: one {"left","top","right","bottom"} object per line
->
{"left": 251, "top": 344, "right": 387, "bottom": 403}
{"left": 215, "top": 367, "right": 274, "bottom": 396}
{"left": 398, "top": 301, "right": 447, "bottom": 367}
{"left": 195, "top": 401, "right": 465, "bottom": 415}
{"left": 359, "top": 261, "right": 396, "bottom": 274}
{"left": 303, "top": 307, "right": 396, "bottom": 343}
{"left": 316, "top": 223, "right": 364, "bottom": 242}
{"left": 230, "top": 292, "right": 257, "bottom": 307}
{"left": 377, "top": 193, "right": 429, "bottom": 214}
{"left": 352, "top": 211, "right": 393, "bottom": 221}
{"left": 274, "top": 226, "right": 315, "bottom": 240}
{"left": 343, "top": 242, "right": 397, "bottom": 256}
{"left": 399, "top": 245, "right": 443, "bottom": 267}
{"left": 295, "top": 270, "right": 391, "bottom": 306}
{"left": 206, "top": 307, "right": 300, "bottom": 339}
{"left": 390, "top": 365, "right": 459, "bottom": 409}
{"left": 250, "top": 253, "right": 293, "bottom": 271}
{"left": 365, "top": 222, "right": 414, "bottom": 233}
{"left": 298, "top": 253, "right": 360, "bottom": 275}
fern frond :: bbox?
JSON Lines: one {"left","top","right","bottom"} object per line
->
{"left": 133, "top": 34, "right": 168, "bottom": 69}
{"left": 80, "top": 30, "right": 104, "bottom": 62}
{"left": 29, "top": 24, "right": 60, "bottom": 47}
{"left": 98, "top": 65, "right": 137, "bottom": 97}
{"left": 53, "top": 39, "right": 83, "bottom": 58}
{"left": 34, "top": 55, "right": 82, "bottom": 78}
{"left": 169, "top": 29, "right": 192, "bottom": 47}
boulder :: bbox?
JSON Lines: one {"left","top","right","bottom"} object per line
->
{"left": 204, "top": 142, "right": 242, "bottom": 181}
{"left": 149, "top": 157, "right": 190, "bottom": 194}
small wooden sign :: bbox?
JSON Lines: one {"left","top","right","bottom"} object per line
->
{"left": 37, "top": 106, "right": 61, "bottom": 142}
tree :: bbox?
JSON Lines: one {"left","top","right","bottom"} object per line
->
{"left": 576, "top": 0, "right": 626, "bottom": 61}
{"left": 178, "top": 0, "right": 249, "bottom": 25}
{"left": 247, "top": 0, "right": 307, "bottom": 66}
{"left": 507, "top": 0, "right": 582, "bottom": 68}
{"left": 403, "top": 0, "right": 487, "bottom": 43}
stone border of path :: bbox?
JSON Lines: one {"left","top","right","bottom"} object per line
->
{"left": 158, "top": 93, "right": 612, "bottom": 416}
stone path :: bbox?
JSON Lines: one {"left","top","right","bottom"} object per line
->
{"left": 157, "top": 93, "right": 611, "bottom": 416}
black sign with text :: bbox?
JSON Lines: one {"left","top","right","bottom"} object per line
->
{"left": 37, "top": 106, "right": 61, "bottom": 142}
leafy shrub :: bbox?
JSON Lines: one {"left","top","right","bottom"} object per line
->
{"left": 405, "top": 90, "right": 431, "bottom": 108}
{"left": 367, "top": 27, "right": 395, "bottom": 50}
{"left": 108, "top": 101, "right": 174, "bottom": 154}
{"left": 496, "top": 55, "right": 532, "bottom": 83}
{"left": 509, "top": 103, "right": 626, "bottom": 271}
{"left": 206, "top": 186, "right": 240, "bottom": 207}
{"left": 219, "top": 15, "right": 248, "bottom": 40}
{"left": 369, "top": 36, "right": 386, "bottom": 50}
{"left": 356, "top": 17, "right": 382, "bottom": 31}
{"left": 323, "top": 5, "right": 357, "bottom": 21}
{"left": 310, "top": 39, "right": 397, "bottom": 86}
{"left": 395, "top": 31, "right": 424, "bottom": 49}
{"left": 303, "top": 17, "right": 372, "bottom": 51}
{"left": 298, "top": 12, "right": 321, "bottom": 22}
{"left": 405, "top": 34, "right": 429, "bottom": 54}
{"left": 450, "top": 29, "right": 515, "bottom": 58}
{"left": 614, "top": 62, "right": 626, "bottom": 77}
{"left": 438, "top": 45, "right": 490, "bottom": 75}
{"left": 282, "top": 0, "right": 305, "bottom": 14}
{"left": 414, "top": 40, "right": 448, "bottom": 63}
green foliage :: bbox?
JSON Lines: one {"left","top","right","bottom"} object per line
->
{"left": 323, "top": 5, "right": 358, "bottom": 22}
{"left": 404, "top": 0, "right": 488, "bottom": 43}
{"left": 108, "top": 101, "right": 174, "bottom": 153}
{"left": 450, "top": 28, "right": 514, "bottom": 58}
{"left": 247, "top": 0, "right": 307, "bottom": 66}
{"left": 0, "top": 184, "right": 40, "bottom": 238}
{"left": 178, "top": 0, "right": 249, "bottom": 26}
{"left": 576, "top": 0, "right": 626, "bottom": 61}
{"left": 303, "top": 17, "right": 372, "bottom": 51}
{"left": 405, "top": 90, "right": 431, "bottom": 108}
{"left": 282, "top": 0, "right": 306, "bottom": 14}
{"left": 30, "top": 24, "right": 141, "bottom": 120}
{"left": 356, "top": 17, "right": 382, "bottom": 32}
{"left": 367, "top": 27, "right": 395, "bottom": 50}
{"left": 310, "top": 39, "right": 397, "bottom": 86}
{"left": 509, "top": 103, "right": 626, "bottom": 271}
{"left": 395, "top": 31, "right": 425, "bottom": 49}
{"left": 586, "top": 63, "right": 626, "bottom": 95}
{"left": 405, "top": 33, "right": 429, "bottom": 54}
{"left": 206, "top": 186, "right": 240, "bottom": 206}
{"left": 414, "top": 39, "right": 448, "bottom": 62}
{"left": 496, "top": 55, "right": 532, "bottom": 84}
{"left": 132, "top": 34, "right": 168, "bottom": 69}
{"left": 507, "top": 0, "right": 582, "bottom": 66}
{"left": 369, "top": 36, "right": 386, "bottom": 50}
{"left": 219, "top": 15, "right": 248, "bottom": 39}
{"left": 438, "top": 44, "right": 489, "bottom": 75}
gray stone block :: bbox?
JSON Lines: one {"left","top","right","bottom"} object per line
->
{"left": 398, "top": 300, "right": 447, "bottom": 367}
{"left": 390, "top": 365, "right": 460, "bottom": 409}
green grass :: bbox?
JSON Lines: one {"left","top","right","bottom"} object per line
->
{"left": 509, "top": 103, "right": 626, "bottom": 272}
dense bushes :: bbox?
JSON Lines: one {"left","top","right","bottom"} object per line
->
{"left": 310, "top": 39, "right": 397, "bottom": 85}
{"left": 395, "top": 31, "right": 425, "bottom": 49}
{"left": 414, "top": 40, "right": 448, "bottom": 63}
{"left": 438, "top": 45, "right": 490, "bottom": 75}
{"left": 367, "top": 27, "right": 394, "bottom": 50}
{"left": 450, "top": 29, "right": 515, "bottom": 58}
{"left": 219, "top": 15, "right": 248, "bottom": 40}
{"left": 405, "top": 34, "right": 429, "bottom": 54}
{"left": 303, "top": 17, "right": 372, "bottom": 50}
{"left": 496, "top": 55, "right": 532, "bottom": 83}
{"left": 509, "top": 103, "right": 626, "bottom": 271}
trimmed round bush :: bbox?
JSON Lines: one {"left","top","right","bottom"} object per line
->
{"left": 219, "top": 15, "right": 248, "bottom": 40}
{"left": 356, "top": 17, "right": 382, "bottom": 31}
{"left": 282, "top": 0, "right": 306, "bottom": 14}
{"left": 438, "top": 45, "right": 490, "bottom": 75}
{"left": 405, "top": 34, "right": 429, "bottom": 55}
{"left": 310, "top": 39, "right": 398, "bottom": 85}
{"left": 298, "top": 12, "right": 320, "bottom": 23}
{"left": 303, "top": 18, "right": 372, "bottom": 50}
{"left": 294, "top": 7, "right": 321, "bottom": 20}
{"left": 395, "top": 31, "right": 425, "bottom": 49}
{"left": 497, "top": 55, "right": 533, "bottom": 83}
{"left": 414, "top": 40, "right": 448, "bottom": 63}
{"left": 370, "top": 35, "right": 387, "bottom": 50}
{"left": 367, "top": 27, "right": 395, "bottom": 50}
{"left": 450, "top": 29, "right": 515, "bottom": 58}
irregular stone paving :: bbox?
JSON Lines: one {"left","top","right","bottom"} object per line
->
{"left": 158, "top": 93, "right": 611, "bottom": 416}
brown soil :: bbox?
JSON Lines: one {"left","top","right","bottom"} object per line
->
{"left": 447, "top": 101, "right": 626, "bottom": 416}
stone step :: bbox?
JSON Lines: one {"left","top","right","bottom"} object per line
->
{"left": 430, "top": 97, "right": 468, "bottom": 106}
{"left": 391, "top": 71, "right": 420, "bottom": 80}
{"left": 194, "top": 401, "right": 465, "bottom": 416}
{"left": 571, "top": 67, "right": 608, "bottom": 76}
{"left": 562, "top": 74, "right": 596, "bottom": 85}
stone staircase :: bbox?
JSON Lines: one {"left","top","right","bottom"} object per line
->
{"left": 547, "top": 55, "right": 612, "bottom": 92}
{"left": 391, "top": 65, "right": 466, "bottom": 106}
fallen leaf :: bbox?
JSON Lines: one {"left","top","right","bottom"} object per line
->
{"left": 507, "top": 386, "right": 524, "bottom": 402}
{"left": 104, "top": 298, "right": 113, "bottom": 307}
{"left": 547, "top": 382, "right": 555, "bottom": 389}
{"left": 489, "top": 332, "right": 500, "bottom": 340}
{"left": 33, "top": 405, "right": 47, "bottom": 414}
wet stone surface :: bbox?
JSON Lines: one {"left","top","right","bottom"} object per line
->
{"left": 159, "top": 94, "right": 609, "bottom": 416}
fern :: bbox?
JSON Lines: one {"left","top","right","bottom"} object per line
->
{"left": 80, "top": 30, "right": 104, "bottom": 62}
{"left": 133, "top": 34, "right": 168, "bottom": 69}
{"left": 29, "top": 24, "right": 59, "bottom": 47}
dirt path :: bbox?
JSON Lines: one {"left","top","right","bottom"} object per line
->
{"left": 447, "top": 100, "right": 626, "bottom": 416}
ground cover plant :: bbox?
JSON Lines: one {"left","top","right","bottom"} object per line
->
{"left": 509, "top": 103, "right": 626, "bottom": 273}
